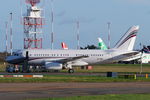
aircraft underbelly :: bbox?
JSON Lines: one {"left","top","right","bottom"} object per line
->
{"left": 28, "top": 59, "right": 44, "bottom": 66}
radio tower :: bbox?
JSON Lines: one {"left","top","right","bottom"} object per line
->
{"left": 77, "top": 21, "right": 80, "bottom": 50}
{"left": 107, "top": 22, "right": 111, "bottom": 49}
{"left": 23, "top": 0, "right": 44, "bottom": 49}
{"left": 51, "top": 0, "right": 54, "bottom": 50}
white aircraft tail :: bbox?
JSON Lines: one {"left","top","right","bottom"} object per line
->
{"left": 114, "top": 25, "right": 139, "bottom": 51}
{"left": 61, "top": 42, "right": 68, "bottom": 50}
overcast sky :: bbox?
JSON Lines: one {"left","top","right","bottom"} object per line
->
{"left": 0, "top": 0, "right": 150, "bottom": 51}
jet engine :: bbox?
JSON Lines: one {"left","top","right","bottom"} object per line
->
{"left": 45, "top": 62, "right": 63, "bottom": 70}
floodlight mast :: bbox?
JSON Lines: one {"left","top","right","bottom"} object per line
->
{"left": 10, "top": 13, "right": 13, "bottom": 55}
{"left": 77, "top": 21, "right": 80, "bottom": 50}
{"left": 51, "top": 0, "right": 54, "bottom": 50}
{"left": 107, "top": 22, "right": 111, "bottom": 49}
{"left": 5, "top": 22, "right": 8, "bottom": 56}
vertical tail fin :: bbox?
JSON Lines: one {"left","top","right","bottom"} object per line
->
{"left": 114, "top": 25, "right": 139, "bottom": 51}
{"left": 98, "top": 38, "right": 108, "bottom": 50}
{"left": 61, "top": 42, "right": 68, "bottom": 50}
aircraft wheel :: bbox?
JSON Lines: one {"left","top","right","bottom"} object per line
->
{"left": 68, "top": 69, "right": 74, "bottom": 73}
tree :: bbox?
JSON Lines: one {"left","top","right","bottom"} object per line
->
{"left": 80, "top": 45, "right": 98, "bottom": 49}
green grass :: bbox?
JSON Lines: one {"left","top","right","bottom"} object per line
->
{"left": 27, "top": 94, "right": 150, "bottom": 100}
{"left": 70, "top": 64, "right": 150, "bottom": 73}
{"left": 0, "top": 74, "right": 150, "bottom": 83}
{"left": 0, "top": 64, "right": 150, "bottom": 83}
{"left": 0, "top": 62, "right": 6, "bottom": 72}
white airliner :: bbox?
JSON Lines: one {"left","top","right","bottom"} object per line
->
{"left": 6, "top": 25, "right": 139, "bottom": 73}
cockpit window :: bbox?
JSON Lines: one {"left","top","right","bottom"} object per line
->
{"left": 14, "top": 54, "right": 19, "bottom": 56}
{"left": 12, "top": 50, "right": 23, "bottom": 56}
{"left": 13, "top": 52, "right": 21, "bottom": 56}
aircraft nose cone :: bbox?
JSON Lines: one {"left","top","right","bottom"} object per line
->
{"left": 5, "top": 55, "right": 25, "bottom": 64}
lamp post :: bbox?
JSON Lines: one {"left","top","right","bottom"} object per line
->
{"left": 140, "top": 43, "right": 143, "bottom": 74}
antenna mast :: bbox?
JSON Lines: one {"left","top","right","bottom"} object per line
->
{"left": 77, "top": 21, "right": 80, "bottom": 49}
{"left": 10, "top": 13, "right": 13, "bottom": 55}
{"left": 5, "top": 22, "right": 8, "bottom": 56}
{"left": 107, "top": 22, "right": 111, "bottom": 49}
{"left": 51, "top": 0, "right": 54, "bottom": 49}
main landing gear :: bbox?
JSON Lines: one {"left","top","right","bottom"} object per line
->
{"left": 68, "top": 69, "right": 74, "bottom": 73}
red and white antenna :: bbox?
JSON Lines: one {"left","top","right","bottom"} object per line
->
{"left": 23, "top": 0, "right": 44, "bottom": 49}
{"left": 26, "top": 0, "right": 40, "bottom": 6}
{"left": 77, "top": 21, "right": 80, "bottom": 49}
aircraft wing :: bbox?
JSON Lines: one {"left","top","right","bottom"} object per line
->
{"left": 122, "top": 51, "right": 140, "bottom": 57}
{"left": 121, "top": 52, "right": 141, "bottom": 61}
{"left": 56, "top": 55, "right": 89, "bottom": 63}
{"left": 103, "top": 51, "right": 140, "bottom": 63}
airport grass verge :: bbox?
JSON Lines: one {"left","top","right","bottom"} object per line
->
{"left": 27, "top": 94, "right": 150, "bottom": 100}
{"left": 70, "top": 64, "right": 150, "bottom": 73}
{"left": 0, "top": 74, "right": 150, "bottom": 83}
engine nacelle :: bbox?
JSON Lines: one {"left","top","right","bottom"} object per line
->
{"left": 45, "top": 62, "right": 63, "bottom": 70}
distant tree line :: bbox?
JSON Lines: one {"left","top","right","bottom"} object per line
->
{"left": 80, "top": 45, "right": 150, "bottom": 51}
{"left": 80, "top": 45, "right": 98, "bottom": 49}
{"left": 0, "top": 52, "right": 10, "bottom": 62}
